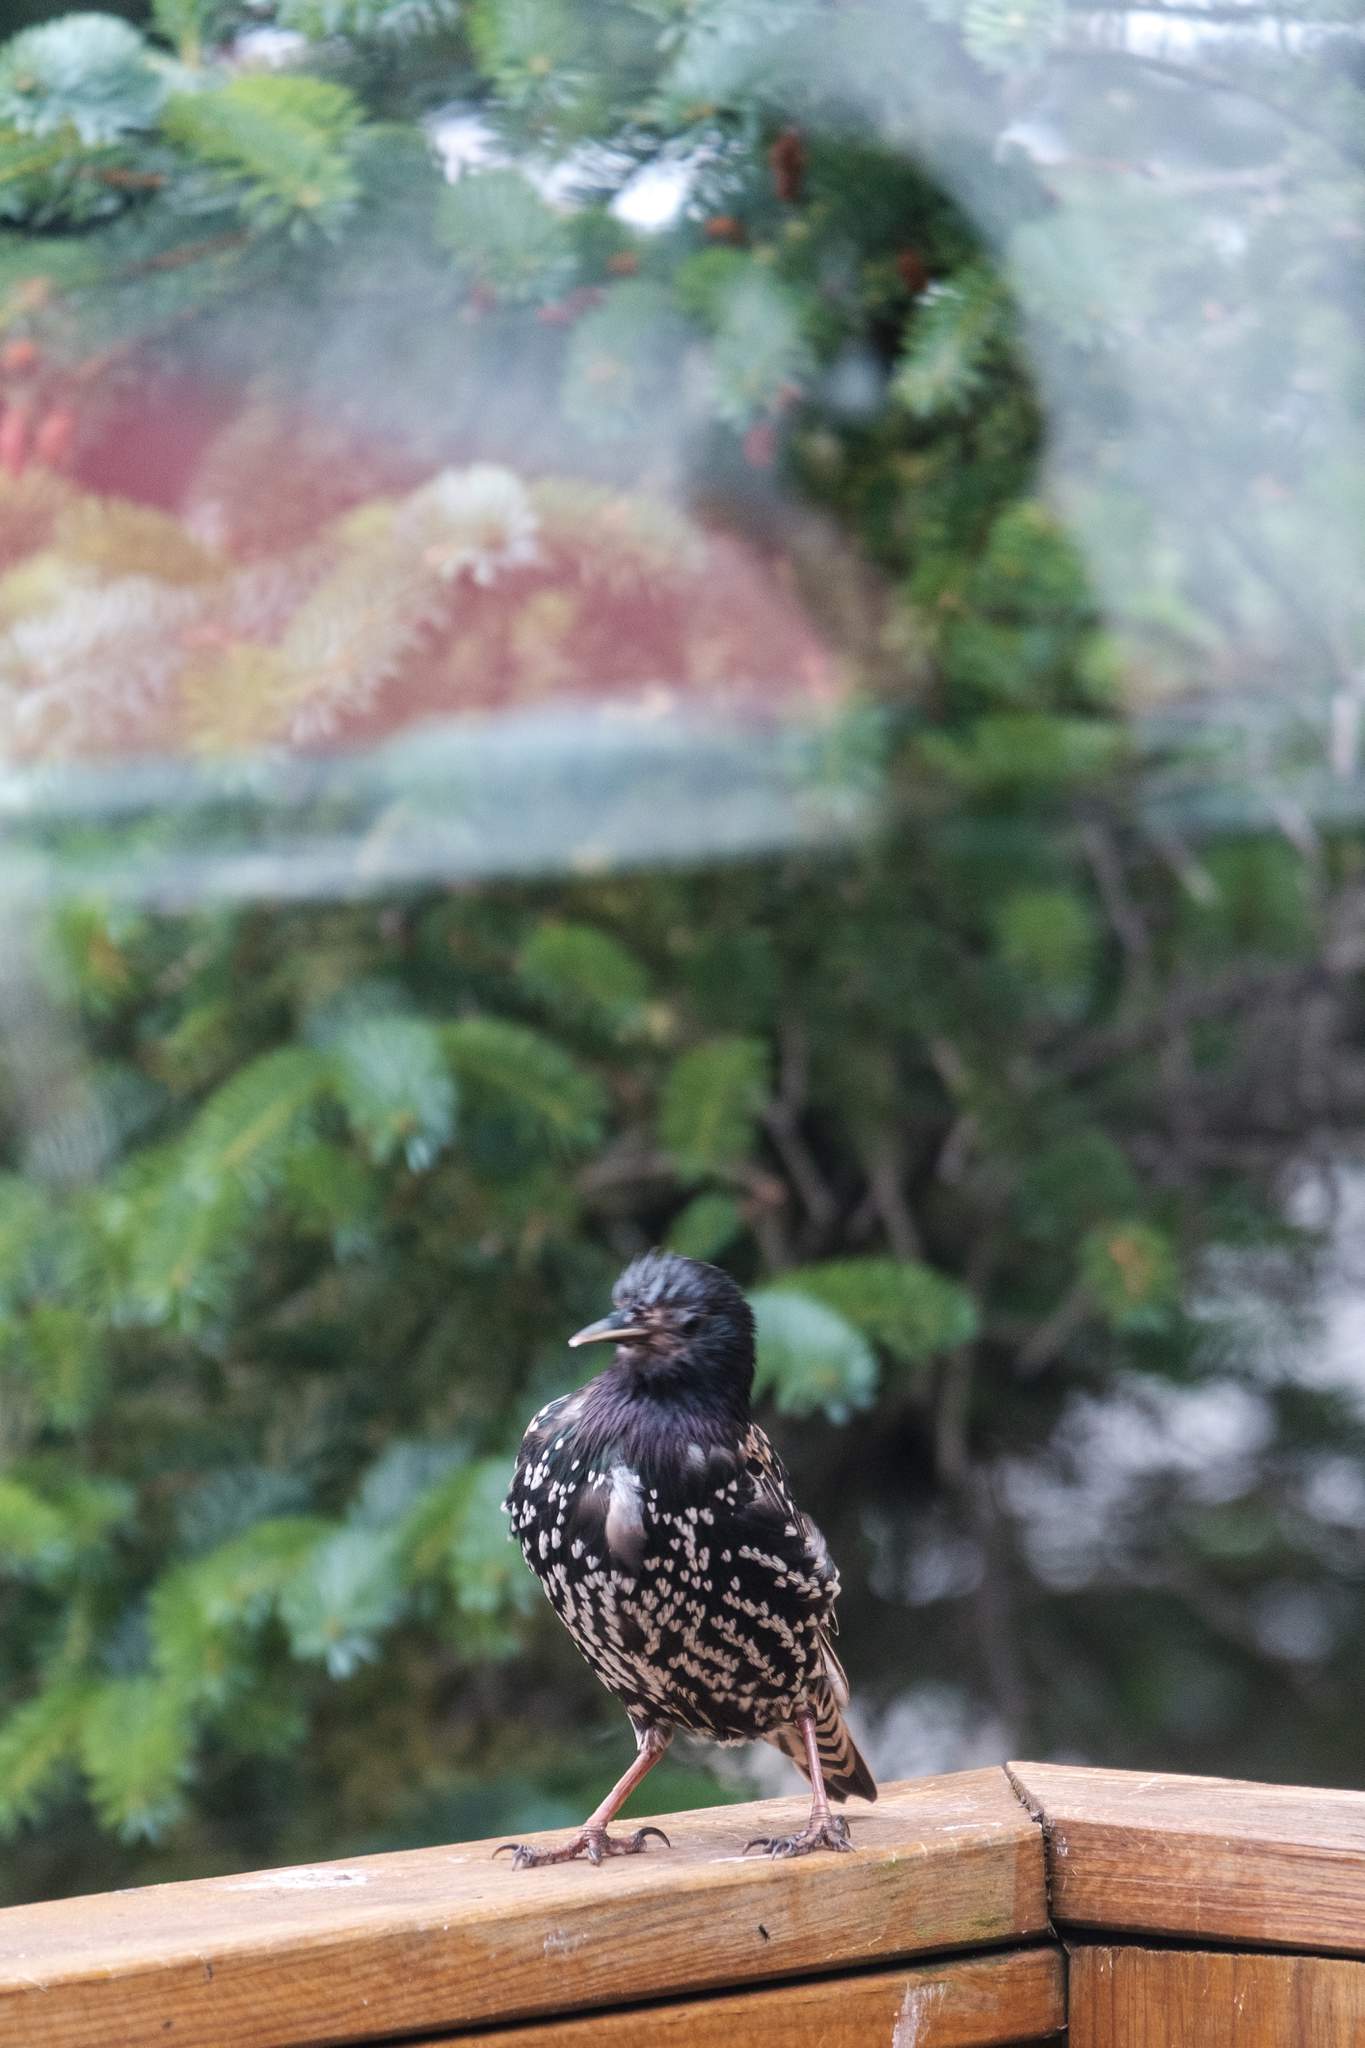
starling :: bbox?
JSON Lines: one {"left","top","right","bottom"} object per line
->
{"left": 499, "top": 1250, "right": 876, "bottom": 1867}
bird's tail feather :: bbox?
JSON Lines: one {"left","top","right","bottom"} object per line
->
{"left": 768, "top": 1687, "right": 877, "bottom": 1805}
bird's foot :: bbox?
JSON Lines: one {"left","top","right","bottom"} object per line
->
{"left": 745, "top": 1812, "right": 853, "bottom": 1859}
{"left": 494, "top": 1824, "right": 671, "bottom": 1870}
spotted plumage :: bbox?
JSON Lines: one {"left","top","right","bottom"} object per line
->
{"left": 500, "top": 1251, "right": 876, "bottom": 1866}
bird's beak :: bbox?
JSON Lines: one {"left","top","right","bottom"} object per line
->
{"left": 568, "top": 1309, "right": 648, "bottom": 1349}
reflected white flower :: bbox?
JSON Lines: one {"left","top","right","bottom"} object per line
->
{"left": 401, "top": 465, "right": 540, "bottom": 586}
{"left": 1, "top": 575, "right": 202, "bottom": 752}
{"left": 611, "top": 155, "right": 700, "bottom": 232}
{"left": 427, "top": 109, "right": 502, "bottom": 183}
{"left": 426, "top": 102, "right": 704, "bottom": 231}
{"left": 225, "top": 27, "right": 310, "bottom": 70}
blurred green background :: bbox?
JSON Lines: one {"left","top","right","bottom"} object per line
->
{"left": 1, "top": 0, "right": 1363, "bottom": 1906}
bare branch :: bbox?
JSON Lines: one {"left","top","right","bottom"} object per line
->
{"left": 1016, "top": 1284, "right": 1091, "bottom": 1378}
{"left": 863, "top": 1141, "right": 923, "bottom": 1258}
{"left": 761, "top": 1020, "right": 838, "bottom": 1244}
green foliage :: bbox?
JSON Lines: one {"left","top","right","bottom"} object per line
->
{"left": 466, "top": 0, "right": 586, "bottom": 113}
{"left": 561, "top": 282, "right": 691, "bottom": 438}
{"left": 1016, "top": 1130, "right": 1140, "bottom": 1243}
{"left": 331, "top": 1015, "right": 458, "bottom": 1170}
{"left": 673, "top": 247, "right": 748, "bottom": 325}
{"left": 284, "top": 1140, "right": 379, "bottom": 1251}
{"left": 79, "top": 1677, "right": 192, "bottom": 1841}
{"left": 0, "top": 1176, "right": 59, "bottom": 1307}
{"left": 777, "top": 1258, "right": 978, "bottom": 1370}
{"left": 1, "top": 1305, "right": 107, "bottom": 1429}
{"left": 161, "top": 73, "right": 365, "bottom": 233}
{"left": 660, "top": 1037, "right": 769, "bottom": 1179}
{"left": 149, "top": 0, "right": 208, "bottom": 63}
{"left": 436, "top": 170, "right": 575, "bottom": 303}
{"left": 179, "top": 1046, "right": 328, "bottom": 1204}
{"left": 751, "top": 1289, "right": 878, "bottom": 1422}
{"left": 0, "top": 1470, "right": 129, "bottom": 1581}
{"left": 894, "top": 267, "right": 1009, "bottom": 418}
{"left": 1179, "top": 839, "right": 1315, "bottom": 962}
{"left": 150, "top": 1517, "right": 334, "bottom": 1705}
{"left": 707, "top": 267, "right": 813, "bottom": 426}
{"left": 114, "top": 1047, "right": 326, "bottom": 1328}
{"left": 0, "top": 124, "right": 128, "bottom": 228}
{"left": 396, "top": 1457, "right": 535, "bottom": 1658}
{"left": 915, "top": 713, "right": 1127, "bottom": 795}
{"left": 994, "top": 886, "right": 1098, "bottom": 1012}
{"left": 516, "top": 922, "right": 649, "bottom": 1036}
{"left": 442, "top": 1016, "right": 605, "bottom": 1151}
{"left": 0, "top": 1682, "right": 91, "bottom": 1837}
{"left": 278, "top": 1526, "right": 405, "bottom": 1678}
{"left": 666, "top": 1191, "right": 744, "bottom": 1260}
{"left": 1080, "top": 1221, "right": 1180, "bottom": 1331}
{"left": 277, "top": 0, "right": 460, "bottom": 37}
{"left": 0, "top": 15, "right": 165, "bottom": 143}
{"left": 445, "top": 1460, "right": 538, "bottom": 1624}
{"left": 0, "top": 1477, "right": 72, "bottom": 1577}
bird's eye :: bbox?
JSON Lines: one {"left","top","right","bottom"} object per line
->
{"left": 678, "top": 1311, "right": 700, "bottom": 1335}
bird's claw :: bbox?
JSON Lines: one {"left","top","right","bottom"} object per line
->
{"left": 744, "top": 1813, "right": 853, "bottom": 1858}
{"left": 493, "top": 1842, "right": 547, "bottom": 1869}
{"left": 494, "top": 1824, "right": 671, "bottom": 1869}
{"left": 622, "top": 1825, "right": 671, "bottom": 1854}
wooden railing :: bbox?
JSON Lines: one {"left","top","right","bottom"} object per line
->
{"left": 0, "top": 1762, "right": 1362, "bottom": 2046}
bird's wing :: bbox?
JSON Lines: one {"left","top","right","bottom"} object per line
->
{"left": 738, "top": 1422, "right": 841, "bottom": 1607}
{"left": 739, "top": 1420, "right": 849, "bottom": 1687}
{"left": 740, "top": 1422, "right": 874, "bottom": 1799}
{"left": 502, "top": 1388, "right": 583, "bottom": 1514}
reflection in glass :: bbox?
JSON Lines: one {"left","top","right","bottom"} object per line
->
{"left": 0, "top": 0, "right": 1361, "bottom": 1902}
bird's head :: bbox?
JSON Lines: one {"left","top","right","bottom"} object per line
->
{"left": 568, "top": 1250, "right": 755, "bottom": 1412}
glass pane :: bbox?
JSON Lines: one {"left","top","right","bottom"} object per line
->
{"left": 0, "top": 0, "right": 1361, "bottom": 1897}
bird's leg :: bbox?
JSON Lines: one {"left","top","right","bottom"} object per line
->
{"left": 495, "top": 1725, "right": 673, "bottom": 1870}
{"left": 746, "top": 1708, "right": 854, "bottom": 1858}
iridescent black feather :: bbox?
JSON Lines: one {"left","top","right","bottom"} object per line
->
{"left": 504, "top": 1251, "right": 876, "bottom": 1803}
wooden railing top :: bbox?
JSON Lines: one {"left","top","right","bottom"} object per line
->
{"left": 0, "top": 1769, "right": 1043, "bottom": 2048}
{"left": 0, "top": 1760, "right": 1362, "bottom": 2048}
{"left": 1008, "top": 1760, "right": 1365, "bottom": 1958}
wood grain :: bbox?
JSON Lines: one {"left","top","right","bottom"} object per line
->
{"left": 1009, "top": 1761, "right": 1365, "bottom": 1956}
{"left": 1070, "top": 1944, "right": 1365, "bottom": 2046}
{"left": 413, "top": 1944, "right": 1065, "bottom": 2047}
{"left": 0, "top": 1769, "right": 1046, "bottom": 2048}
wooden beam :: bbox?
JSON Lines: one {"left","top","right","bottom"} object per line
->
{"left": 414, "top": 1945, "right": 1065, "bottom": 2047}
{"left": 1008, "top": 1761, "right": 1365, "bottom": 1956}
{"left": 1069, "top": 1944, "right": 1365, "bottom": 2046}
{"left": 0, "top": 1769, "right": 1047, "bottom": 2048}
